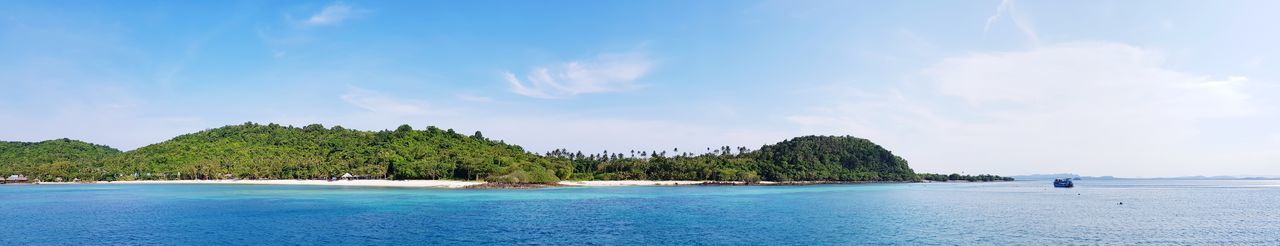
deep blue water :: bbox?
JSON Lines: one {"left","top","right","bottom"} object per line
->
{"left": 3, "top": 180, "right": 1279, "bottom": 245}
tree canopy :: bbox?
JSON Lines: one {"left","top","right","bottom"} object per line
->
{"left": 0, "top": 138, "right": 121, "bottom": 181}
{"left": 98, "top": 122, "right": 567, "bottom": 183}
{"left": 1, "top": 123, "right": 1007, "bottom": 184}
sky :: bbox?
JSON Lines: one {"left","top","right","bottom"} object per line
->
{"left": 2, "top": 0, "right": 1278, "bottom": 177}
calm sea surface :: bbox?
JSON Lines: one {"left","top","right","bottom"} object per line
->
{"left": 2, "top": 180, "right": 1278, "bottom": 245}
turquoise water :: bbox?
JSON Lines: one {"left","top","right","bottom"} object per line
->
{"left": 3, "top": 180, "right": 1279, "bottom": 244}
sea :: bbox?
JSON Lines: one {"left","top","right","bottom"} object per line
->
{"left": 2, "top": 180, "right": 1278, "bottom": 245}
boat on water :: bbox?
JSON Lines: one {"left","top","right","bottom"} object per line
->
{"left": 1053, "top": 178, "right": 1074, "bottom": 188}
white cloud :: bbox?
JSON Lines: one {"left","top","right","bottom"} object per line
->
{"left": 925, "top": 42, "right": 1252, "bottom": 117}
{"left": 0, "top": 83, "right": 207, "bottom": 151}
{"left": 302, "top": 2, "right": 360, "bottom": 26}
{"left": 789, "top": 42, "right": 1276, "bottom": 176}
{"left": 339, "top": 87, "right": 429, "bottom": 116}
{"left": 984, "top": 0, "right": 1039, "bottom": 44}
{"left": 504, "top": 53, "right": 653, "bottom": 99}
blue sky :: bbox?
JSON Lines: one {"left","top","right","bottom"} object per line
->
{"left": 2, "top": 0, "right": 1278, "bottom": 177}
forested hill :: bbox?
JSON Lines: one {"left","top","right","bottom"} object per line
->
{"left": 0, "top": 139, "right": 122, "bottom": 179}
{"left": 753, "top": 136, "right": 915, "bottom": 181}
{"left": 1, "top": 123, "right": 944, "bottom": 183}
{"left": 545, "top": 135, "right": 917, "bottom": 182}
{"left": 101, "top": 123, "right": 568, "bottom": 182}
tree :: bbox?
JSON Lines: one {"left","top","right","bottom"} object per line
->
{"left": 303, "top": 124, "right": 325, "bottom": 132}
{"left": 396, "top": 124, "right": 414, "bottom": 132}
{"left": 4, "top": 126, "right": 1018, "bottom": 184}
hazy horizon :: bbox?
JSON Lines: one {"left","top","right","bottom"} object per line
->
{"left": 3, "top": 0, "right": 1278, "bottom": 177}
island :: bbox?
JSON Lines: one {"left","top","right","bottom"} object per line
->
{"left": 1, "top": 122, "right": 1011, "bottom": 187}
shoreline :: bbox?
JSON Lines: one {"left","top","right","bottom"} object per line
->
{"left": 19, "top": 179, "right": 995, "bottom": 189}
{"left": 557, "top": 180, "right": 720, "bottom": 186}
{"left": 37, "top": 180, "right": 724, "bottom": 188}
{"left": 42, "top": 179, "right": 483, "bottom": 189}
{"left": 30, "top": 179, "right": 720, "bottom": 188}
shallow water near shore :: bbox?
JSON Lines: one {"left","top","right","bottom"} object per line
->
{"left": 3, "top": 180, "right": 1279, "bottom": 244}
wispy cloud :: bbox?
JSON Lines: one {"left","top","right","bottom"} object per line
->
{"left": 789, "top": 42, "right": 1272, "bottom": 176}
{"left": 0, "top": 16, "right": 207, "bottom": 150}
{"left": 982, "top": 0, "right": 1010, "bottom": 33}
{"left": 340, "top": 87, "right": 429, "bottom": 116}
{"left": 301, "top": 2, "right": 362, "bottom": 26}
{"left": 983, "top": 0, "right": 1038, "bottom": 44}
{"left": 503, "top": 52, "right": 654, "bottom": 99}
{"left": 0, "top": 78, "right": 208, "bottom": 150}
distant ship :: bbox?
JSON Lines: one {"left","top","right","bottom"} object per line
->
{"left": 1053, "top": 178, "right": 1074, "bottom": 188}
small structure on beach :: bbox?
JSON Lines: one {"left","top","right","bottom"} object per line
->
{"left": 4, "top": 175, "right": 30, "bottom": 184}
{"left": 341, "top": 173, "right": 354, "bottom": 180}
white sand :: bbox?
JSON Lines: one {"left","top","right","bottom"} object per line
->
{"left": 37, "top": 179, "right": 778, "bottom": 188}
{"left": 557, "top": 180, "right": 709, "bottom": 186}
{"left": 87, "top": 179, "right": 482, "bottom": 188}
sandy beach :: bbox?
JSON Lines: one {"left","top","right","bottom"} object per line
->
{"left": 31, "top": 179, "right": 742, "bottom": 188}
{"left": 558, "top": 179, "right": 716, "bottom": 185}
{"left": 61, "top": 179, "right": 485, "bottom": 188}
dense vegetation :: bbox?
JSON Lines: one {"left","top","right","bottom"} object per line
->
{"left": 545, "top": 136, "right": 917, "bottom": 182}
{"left": 0, "top": 139, "right": 122, "bottom": 181}
{"left": 101, "top": 123, "right": 568, "bottom": 183}
{"left": 1, "top": 123, "right": 1006, "bottom": 184}
{"left": 918, "top": 173, "right": 1015, "bottom": 182}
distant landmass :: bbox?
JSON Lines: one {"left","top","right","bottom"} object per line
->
{"left": 1009, "top": 173, "right": 1082, "bottom": 180}
{"left": 1012, "top": 173, "right": 1279, "bottom": 181}
{"left": 1, "top": 122, "right": 1013, "bottom": 184}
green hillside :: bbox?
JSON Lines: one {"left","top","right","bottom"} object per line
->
{"left": 754, "top": 136, "right": 916, "bottom": 181}
{"left": 0, "top": 138, "right": 122, "bottom": 181}
{"left": 0, "top": 123, "right": 963, "bottom": 184}
{"left": 548, "top": 135, "right": 917, "bottom": 182}
{"left": 101, "top": 123, "right": 569, "bottom": 182}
